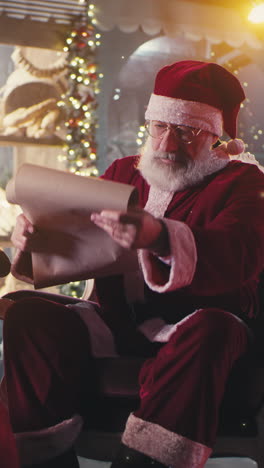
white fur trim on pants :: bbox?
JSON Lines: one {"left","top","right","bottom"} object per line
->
{"left": 122, "top": 413, "right": 212, "bottom": 468}
{"left": 15, "top": 414, "right": 83, "bottom": 465}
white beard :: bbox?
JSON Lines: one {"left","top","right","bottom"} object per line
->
{"left": 138, "top": 137, "right": 228, "bottom": 192}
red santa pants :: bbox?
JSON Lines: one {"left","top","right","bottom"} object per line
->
{"left": 0, "top": 402, "right": 19, "bottom": 468}
{"left": 122, "top": 308, "right": 249, "bottom": 467}
{"left": 1, "top": 298, "right": 249, "bottom": 467}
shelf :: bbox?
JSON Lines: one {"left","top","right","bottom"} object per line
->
{"left": 0, "top": 135, "right": 64, "bottom": 147}
{"left": 0, "top": 14, "right": 69, "bottom": 50}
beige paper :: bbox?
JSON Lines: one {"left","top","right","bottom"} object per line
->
{"left": 6, "top": 163, "right": 139, "bottom": 288}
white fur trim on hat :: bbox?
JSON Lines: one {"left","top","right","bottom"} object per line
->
{"left": 145, "top": 94, "right": 223, "bottom": 136}
{"left": 226, "top": 139, "right": 245, "bottom": 155}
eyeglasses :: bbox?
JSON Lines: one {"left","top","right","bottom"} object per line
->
{"left": 145, "top": 121, "right": 202, "bottom": 145}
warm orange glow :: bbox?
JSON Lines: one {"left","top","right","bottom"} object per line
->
{"left": 248, "top": 3, "right": 264, "bottom": 23}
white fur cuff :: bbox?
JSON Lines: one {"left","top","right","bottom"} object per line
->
{"left": 122, "top": 413, "right": 212, "bottom": 468}
{"left": 139, "top": 218, "right": 197, "bottom": 293}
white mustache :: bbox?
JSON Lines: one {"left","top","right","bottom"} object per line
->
{"left": 154, "top": 153, "right": 187, "bottom": 163}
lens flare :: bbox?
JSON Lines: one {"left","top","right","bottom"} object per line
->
{"left": 248, "top": 3, "right": 264, "bottom": 23}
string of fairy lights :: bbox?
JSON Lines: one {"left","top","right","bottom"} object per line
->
{"left": 57, "top": 0, "right": 102, "bottom": 296}
{"left": 57, "top": 0, "right": 103, "bottom": 176}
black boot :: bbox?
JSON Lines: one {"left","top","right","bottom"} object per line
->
{"left": 23, "top": 447, "right": 80, "bottom": 468}
{"left": 111, "top": 443, "right": 167, "bottom": 467}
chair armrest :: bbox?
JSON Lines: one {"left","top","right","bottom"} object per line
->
{"left": 2, "top": 289, "right": 84, "bottom": 305}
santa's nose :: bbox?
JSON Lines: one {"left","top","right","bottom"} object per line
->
{"left": 158, "top": 128, "right": 181, "bottom": 152}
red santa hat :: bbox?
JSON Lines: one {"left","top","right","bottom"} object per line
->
{"left": 145, "top": 60, "right": 245, "bottom": 143}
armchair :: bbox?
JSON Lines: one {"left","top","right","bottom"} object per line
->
{"left": 2, "top": 286, "right": 264, "bottom": 468}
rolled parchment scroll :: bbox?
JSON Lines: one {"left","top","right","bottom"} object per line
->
{"left": 6, "top": 163, "right": 139, "bottom": 288}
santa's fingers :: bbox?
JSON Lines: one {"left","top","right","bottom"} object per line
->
{"left": 111, "top": 225, "right": 138, "bottom": 248}
{"left": 11, "top": 213, "right": 37, "bottom": 251}
{"left": 16, "top": 213, "right": 35, "bottom": 235}
{"left": 92, "top": 210, "right": 143, "bottom": 226}
{"left": 91, "top": 213, "right": 138, "bottom": 248}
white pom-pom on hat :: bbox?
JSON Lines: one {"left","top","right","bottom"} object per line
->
{"left": 226, "top": 138, "right": 245, "bottom": 155}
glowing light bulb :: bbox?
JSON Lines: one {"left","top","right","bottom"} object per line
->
{"left": 58, "top": 155, "right": 67, "bottom": 162}
{"left": 248, "top": 3, "right": 264, "bottom": 23}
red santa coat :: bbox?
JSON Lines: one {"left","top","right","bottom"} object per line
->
{"left": 96, "top": 156, "right": 264, "bottom": 332}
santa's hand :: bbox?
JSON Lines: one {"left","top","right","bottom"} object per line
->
{"left": 11, "top": 213, "right": 36, "bottom": 252}
{"left": 91, "top": 209, "right": 169, "bottom": 254}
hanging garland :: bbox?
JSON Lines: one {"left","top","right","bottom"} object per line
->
{"left": 58, "top": 1, "right": 102, "bottom": 176}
